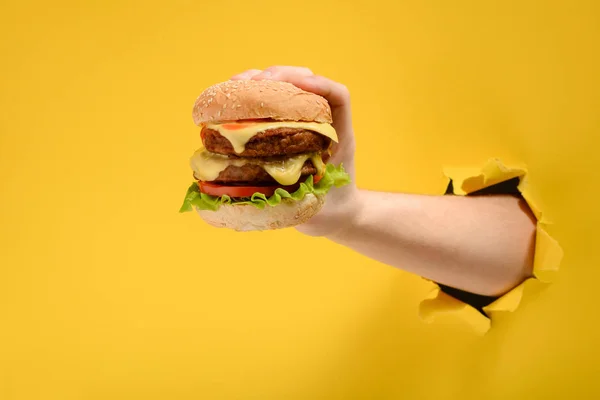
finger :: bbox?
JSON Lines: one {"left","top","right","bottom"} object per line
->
{"left": 251, "top": 68, "right": 354, "bottom": 165}
{"left": 268, "top": 73, "right": 352, "bottom": 126}
{"left": 230, "top": 69, "right": 263, "bottom": 80}
{"left": 298, "top": 76, "right": 354, "bottom": 163}
{"left": 275, "top": 74, "right": 354, "bottom": 164}
{"left": 296, "top": 75, "right": 350, "bottom": 109}
{"left": 251, "top": 65, "right": 313, "bottom": 81}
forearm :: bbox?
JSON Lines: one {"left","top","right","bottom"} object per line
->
{"left": 328, "top": 190, "right": 537, "bottom": 296}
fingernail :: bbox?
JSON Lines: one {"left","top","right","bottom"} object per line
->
{"left": 261, "top": 70, "right": 272, "bottom": 78}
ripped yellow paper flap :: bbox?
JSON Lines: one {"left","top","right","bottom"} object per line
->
{"left": 419, "top": 285, "right": 491, "bottom": 335}
{"left": 531, "top": 225, "right": 563, "bottom": 283}
{"left": 418, "top": 158, "right": 563, "bottom": 335}
{"left": 442, "top": 158, "right": 526, "bottom": 196}
{"left": 483, "top": 278, "right": 549, "bottom": 315}
{"left": 517, "top": 179, "right": 544, "bottom": 222}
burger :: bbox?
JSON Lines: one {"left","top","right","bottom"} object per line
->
{"left": 179, "top": 79, "right": 350, "bottom": 231}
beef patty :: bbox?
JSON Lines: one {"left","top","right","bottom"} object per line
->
{"left": 194, "top": 152, "right": 330, "bottom": 186}
{"left": 201, "top": 127, "right": 331, "bottom": 157}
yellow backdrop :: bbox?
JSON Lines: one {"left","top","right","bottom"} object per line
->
{"left": 1, "top": 0, "right": 599, "bottom": 399}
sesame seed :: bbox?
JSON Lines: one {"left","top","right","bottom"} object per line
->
{"left": 223, "top": 104, "right": 227, "bottom": 109}
{"left": 260, "top": 102, "right": 264, "bottom": 107}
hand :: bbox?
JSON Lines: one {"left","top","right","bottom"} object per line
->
{"left": 231, "top": 66, "right": 360, "bottom": 237}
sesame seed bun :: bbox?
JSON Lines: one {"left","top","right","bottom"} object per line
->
{"left": 192, "top": 80, "right": 333, "bottom": 125}
{"left": 196, "top": 193, "right": 325, "bottom": 232}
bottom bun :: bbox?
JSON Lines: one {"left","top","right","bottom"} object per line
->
{"left": 196, "top": 193, "right": 325, "bottom": 232}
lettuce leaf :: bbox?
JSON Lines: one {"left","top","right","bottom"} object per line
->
{"left": 179, "top": 163, "right": 351, "bottom": 212}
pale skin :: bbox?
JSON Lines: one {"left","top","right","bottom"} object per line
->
{"left": 231, "top": 66, "right": 536, "bottom": 297}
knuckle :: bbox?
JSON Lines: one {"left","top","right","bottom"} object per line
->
{"left": 337, "top": 83, "right": 351, "bottom": 99}
{"left": 268, "top": 65, "right": 313, "bottom": 75}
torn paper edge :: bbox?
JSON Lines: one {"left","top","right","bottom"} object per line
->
{"left": 417, "top": 158, "right": 564, "bottom": 335}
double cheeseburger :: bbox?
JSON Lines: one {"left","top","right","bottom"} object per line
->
{"left": 179, "top": 79, "right": 350, "bottom": 231}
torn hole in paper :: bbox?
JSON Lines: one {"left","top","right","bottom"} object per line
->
{"left": 417, "top": 158, "right": 564, "bottom": 335}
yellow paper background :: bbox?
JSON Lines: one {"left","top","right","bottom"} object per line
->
{"left": 1, "top": 0, "right": 598, "bottom": 399}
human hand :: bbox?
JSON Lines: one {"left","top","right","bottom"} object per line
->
{"left": 230, "top": 66, "right": 360, "bottom": 237}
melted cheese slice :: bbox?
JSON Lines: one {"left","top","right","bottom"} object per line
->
{"left": 190, "top": 147, "right": 326, "bottom": 186}
{"left": 204, "top": 121, "right": 338, "bottom": 154}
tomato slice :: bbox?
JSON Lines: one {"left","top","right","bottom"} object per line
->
{"left": 198, "top": 174, "right": 322, "bottom": 198}
{"left": 201, "top": 122, "right": 261, "bottom": 139}
{"left": 198, "top": 182, "right": 281, "bottom": 198}
{"left": 220, "top": 122, "right": 258, "bottom": 130}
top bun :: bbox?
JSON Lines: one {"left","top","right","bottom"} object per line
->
{"left": 192, "top": 79, "right": 332, "bottom": 125}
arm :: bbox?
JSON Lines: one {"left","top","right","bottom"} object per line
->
{"left": 328, "top": 190, "right": 536, "bottom": 297}
{"left": 231, "top": 66, "right": 537, "bottom": 297}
